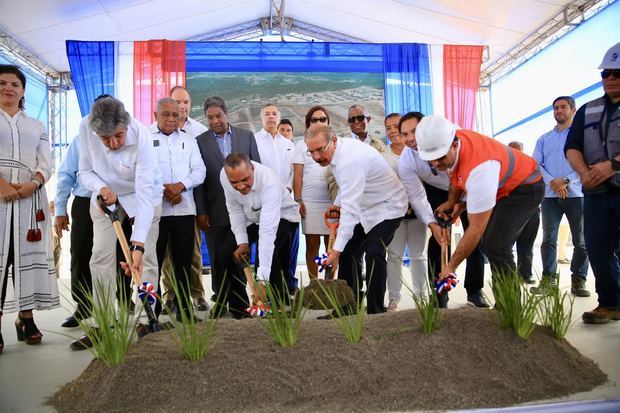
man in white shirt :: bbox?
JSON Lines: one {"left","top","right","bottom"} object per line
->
{"left": 220, "top": 153, "right": 300, "bottom": 301}
{"left": 71, "top": 97, "right": 163, "bottom": 349}
{"left": 305, "top": 125, "right": 442, "bottom": 314}
{"left": 417, "top": 115, "right": 544, "bottom": 283}
{"left": 254, "top": 103, "right": 298, "bottom": 292}
{"left": 254, "top": 103, "right": 295, "bottom": 190}
{"left": 398, "top": 111, "right": 488, "bottom": 308}
{"left": 169, "top": 86, "right": 209, "bottom": 311}
{"left": 347, "top": 104, "right": 385, "bottom": 153}
{"left": 149, "top": 98, "right": 206, "bottom": 321}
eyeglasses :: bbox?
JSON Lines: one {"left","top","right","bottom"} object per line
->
{"left": 347, "top": 115, "right": 367, "bottom": 124}
{"left": 601, "top": 69, "right": 620, "bottom": 79}
{"left": 310, "top": 116, "right": 328, "bottom": 124}
{"left": 306, "top": 138, "right": 334, "bottom": 156}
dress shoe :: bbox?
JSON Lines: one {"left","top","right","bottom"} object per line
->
{"left": 467, "top": 290, "right": 491, "bottom": 308}
{"left": 70, "top": 329, "right": 98, "bottom": 350}
{"left": 61, "top": 315, "right": 80, "bottom": 328}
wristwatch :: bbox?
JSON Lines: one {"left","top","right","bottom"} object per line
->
{"left": 31, "top": 178, "right": 43, "bottom": 189}
{"left": 611, "top": 158, "right": 620, "bottom": 171}
{"left": 129, "top": 244, "right": 145, "bottom": 254}
{"left": 295, "top": 198, "right": 303, "bottom": 203}
{"left": 563, "top": 177, "right": 570, "bottom": 185}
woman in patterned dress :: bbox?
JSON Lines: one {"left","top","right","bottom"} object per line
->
{"left": 0, "top": 65, "right": 59, "bottom": 353}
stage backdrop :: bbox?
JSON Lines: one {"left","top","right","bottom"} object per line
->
{"left": 66, "top": 40, "right": 483, "bottom": 132}
{"left": 187, "top": 71, "right": 384, "bottom": 140}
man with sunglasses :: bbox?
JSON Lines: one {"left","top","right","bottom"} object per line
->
{"left": 347, "top": 104, "right": 385, "bottom": 153}
{"left": 416, "top": 114, "right": 545, "bottom": 291}
{"left": 305, "top": 125, "right": 443, "bottom": 315}
{"left": 565, "top": 42, "right": 620, "bottom": 324}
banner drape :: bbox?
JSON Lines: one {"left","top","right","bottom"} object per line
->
{"left": 66, "top": 41, "right": 115, "bottom": 117}
{"left": 133, "top": 40, "right": 186, "bottom": 125}
{"left": 382, "top": 43, "right": 433, "bottom": 116}
{"left": 443, "top": 45, "right": 483, "bottom": 130}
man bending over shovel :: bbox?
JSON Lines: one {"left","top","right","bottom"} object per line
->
{"left": 221, "top": 153, "right": 300, "bottom": 313}
{"left": 70, "top": 97, "right": 163, "bottom": 349}
{"left": 305, "top": 125, "right": 444, "bottom": 315}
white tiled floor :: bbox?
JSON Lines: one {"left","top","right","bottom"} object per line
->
{"left": 0, "top": 244, "right": 619, "bottom": 412}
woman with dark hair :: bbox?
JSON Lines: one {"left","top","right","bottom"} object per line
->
{"left": 0, "top": 65, "right": 59, "bottom": 352}
{"left": 292, "top": 106, "right": 332, "bottom": 278}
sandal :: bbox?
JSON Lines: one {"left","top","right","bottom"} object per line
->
{"left": 15, "top": 313, "right": 43, "bottom": 345}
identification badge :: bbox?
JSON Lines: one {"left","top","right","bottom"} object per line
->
{"left": 153, "top": 140, "right": 160, "bottom": 147}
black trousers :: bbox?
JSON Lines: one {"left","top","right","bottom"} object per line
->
{"left": 516, "top": 208, "right": 540, "bottom": 278}
{"left": 69, "top": 196, "right": 94, "bottom": 316}
{"left": 424, "top": 183, "right": 485, "bottom": 295}
{"left": 156, "top": 215, "right": 195, "bottom": 308}
{"left": 483, "top": 180, "right": 545, "bottom": 277}
{"left": 0, "top": 206, "right": 14, "bottom": 312}
{"left": 247, "top": 219, "right": 298, "bottom": 301}
{"left": 207, "top": 225, "right": 250, "bottom": 315}
{"left": 339, "top": 218, "right": 402, "bottom": 314}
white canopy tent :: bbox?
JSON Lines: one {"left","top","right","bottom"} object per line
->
{"left": 0, "top": 0, "right": 615, "bottom": 145}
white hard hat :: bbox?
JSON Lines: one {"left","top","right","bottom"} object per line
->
{"left": 599, "top": 42, "right": 620, "bottom": 69}
{"left": 416, "top": 114, "right": 457, "bottom": 161}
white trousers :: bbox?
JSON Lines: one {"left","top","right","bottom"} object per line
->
{"left": 386, "top": 218, "right": 429, "bottom": 301}
{"left": 89, "top": 202, "right": 161, "bottom": 326}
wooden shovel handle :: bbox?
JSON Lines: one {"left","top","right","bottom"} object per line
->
{"left": 242, "top": 266, "right": 267, "bottom": 308}
{"left": 112, "top": 220, "right": 141, "bottom": 287}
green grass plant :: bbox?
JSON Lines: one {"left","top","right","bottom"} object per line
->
{"left": 75, "top": 278, "right": 137, "bottom": 367}
{"left": 165, "top": 272, "right": 218, "bottom": 361}
{"left": 260, "top": 276, "right": 307, "bottom": 348}
{"left": 538, "top": 286, "right": 574, "bottom": 339}
{"left": 315, "top": 270, "right": 367, "bottom": 344}
{"left": 405, "top": 282, "right": 441, "bottom": 335}
{"left": 492, "top": 272, "right": 542, "bottom": 339}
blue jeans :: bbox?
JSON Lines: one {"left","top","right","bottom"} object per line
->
{"left": 540, "top": 197, "right": 589, "bottom": 278}
{"left": 583, "top": 188, "right": 620, "bottom": 309}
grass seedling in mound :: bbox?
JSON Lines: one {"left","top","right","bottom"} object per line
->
{"left": 261, "top": 275, "right": 307, "bottom": 348}
{"left": 492, "top": 271, "right": 542, "bottom": 339}
{"left": 404, "top": 281, "right": 441, "bottom": 334}
{"left": 165, "top": 272, "right": 219, "bottom": 361}
{"left": 316, "top": 270, "right": 367, "bottom": 344}
{"left": 538, "top": 286, "right": 574, "bottom": 339}
{"left": 74, "top": 279, "right": 137, "bottom": 367}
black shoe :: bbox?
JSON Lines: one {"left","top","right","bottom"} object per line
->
{"left": 195, "top": 297, "right": 209, "bottom": 312}
{"left": 61, "top": 315, "right": 80, "bottom": 328}
{"left": 70, "top": 330, "right": 96, "bottom": 350}
{"left": 467, "top": 291, "right": 490, "bottom": 308}
{"left": 521, "top": 275, "right": 536, "bottom": 285}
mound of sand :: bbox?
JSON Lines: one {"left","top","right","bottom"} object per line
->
{"left": 52, "top": 307, "right": 606, "bottom": 412}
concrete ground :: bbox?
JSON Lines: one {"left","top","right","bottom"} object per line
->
{"left": 0, "top": 241, "right": 619, "bottom": 412}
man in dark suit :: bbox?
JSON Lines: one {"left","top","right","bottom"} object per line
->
{"left": 194, "top": 96, "right": 261, "bottom": 318}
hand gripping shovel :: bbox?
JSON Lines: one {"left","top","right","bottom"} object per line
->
{"left": 434, "top": 214, "right": 458, "bottom": 295}
{"left": 234, "top": 257, "right": 270, "bottom": 317}
{"left": 322, "top": 210, "right": 340, "bottom": 280}
{"left": 96, "top": 196, "right": 162, "bottom": 334}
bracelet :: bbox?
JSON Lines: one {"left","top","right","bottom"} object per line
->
{"left": 30, "top": 179, "right": 43, "bottom": 190}
{"left": 295, "top": 198, "right": 303, "bottom": 203}
{"left": 129, "top": 244, "right": 145, "bottom": 254}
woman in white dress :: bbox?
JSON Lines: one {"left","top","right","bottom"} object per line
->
{"left": 0, "top": 65, "right": 59, "bottom": 352}
{"left": 382, "top": 113, "right": 429, "bottom": 311}
{"left": 292, "top": 106, "right": 332, "bottom": 278}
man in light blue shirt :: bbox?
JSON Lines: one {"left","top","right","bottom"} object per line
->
{"left": 531, "top": 96, "right": 590, "bottom": 297}
{"left": 54, "top": 135, "right": 94, "bottom": 327}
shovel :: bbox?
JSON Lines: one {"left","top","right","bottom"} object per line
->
{"left": 96, "top": 195, "right": 162, "bottom": 334}
{"left": 234, "top": 257, "right": 270, "bottom": 317}
{"left": 435, "top": 214, "right": 458, "bottom": 295}
{"left": 323, "top": 210, "right": 340, "bottom": 280}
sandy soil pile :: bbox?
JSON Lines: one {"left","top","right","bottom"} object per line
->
{"left": 52, "top": 307, "right": 606, "bottom": 412}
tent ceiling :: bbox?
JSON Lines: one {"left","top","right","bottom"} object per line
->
{"left": 0, "top": 0, "right": 585, "bottom": 73}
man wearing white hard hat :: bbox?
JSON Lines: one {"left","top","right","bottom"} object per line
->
{"left": 565, "top": 42, "right": 620, "bottom": 325}
{"left": 416, "top": 114, "right": 545, "bottom": 284}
